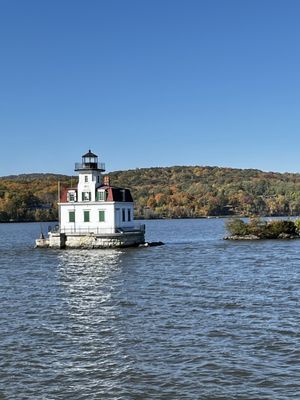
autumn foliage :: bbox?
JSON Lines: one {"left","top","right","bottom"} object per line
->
{"left": 2, "top": 165, "right": 300, "bottom": 221}
{"left": 110, "top": 166, "right": 300, "bottom": 219}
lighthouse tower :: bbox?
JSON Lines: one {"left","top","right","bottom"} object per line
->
{"left": 75, "top": 150, "right": 105, "bottom": 202}
{"left": 47, "top": 150, "right": 145, "bottom": 248}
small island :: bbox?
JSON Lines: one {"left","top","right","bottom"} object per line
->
{"left": 224, "top": 218, "right": 300, "bottom": 240}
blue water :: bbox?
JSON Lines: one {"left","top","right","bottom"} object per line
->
{"left": 0, "top": 219, "right": 300, "bottom": 399}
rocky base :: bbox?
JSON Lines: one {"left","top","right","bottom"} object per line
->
{"left": 64, "top": 232, "right": 144, "bottom": 249}
{"left": 224, "top": 234, "right": 260, "bottom": 240}
{"left": 224, "top": 233, "right": 300, "bottom": 240}
{"left": 35, "top": 238, "right": 50, "bottom": 248}
{"left": 35, "top": 231, "right": 146, "bottom": 249}
{"left": 139, "top": 241, "right": 165, "bottom": 247}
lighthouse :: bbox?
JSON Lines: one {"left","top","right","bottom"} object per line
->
{"left": 44, "top": 150, "right": 145, "bottom": 248}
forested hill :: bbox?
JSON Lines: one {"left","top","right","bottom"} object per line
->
{"left": 1, "top": 165, "right": 300, "bottom": 221}
{"left": 110, "top": 166, "right": 300, "bottom": 218}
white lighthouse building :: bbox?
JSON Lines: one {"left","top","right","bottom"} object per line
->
{"left": 46, "top": 150, "right": 145, "bottom": 248}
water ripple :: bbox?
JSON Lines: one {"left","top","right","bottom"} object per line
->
{"left": 0, "top": 220, "right": 300, "bottom": 399}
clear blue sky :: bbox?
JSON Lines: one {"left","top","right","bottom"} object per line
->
{"left": 1, "top": 0, "right": 300, "bottom": 175}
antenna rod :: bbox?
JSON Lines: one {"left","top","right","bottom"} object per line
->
{"left": 58, "top": 181, "right": 61, "bottom": 203}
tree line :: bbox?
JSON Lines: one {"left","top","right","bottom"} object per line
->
{"left": 2, "top": 166, "right": 300, "bottom": 222}
{"left": 110, "top": 166, "right": 300, "bottom": 218}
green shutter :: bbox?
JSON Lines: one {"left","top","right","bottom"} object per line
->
{"left": 69, "top": 211, "right": 75, "bottom": 223}
{"left": 99, "top": 210, "right": 105, "bottom": 222}
{"left": 84, "top": 211, "right": 90, "bottom": 222}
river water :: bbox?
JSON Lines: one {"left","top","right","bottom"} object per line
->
{"left": 0, "top": 219, "right": 299, "bottom": 399}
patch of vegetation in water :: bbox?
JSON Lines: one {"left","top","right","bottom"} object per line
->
{"left": 225, "top": 218, "right": 300, "bottom": 240}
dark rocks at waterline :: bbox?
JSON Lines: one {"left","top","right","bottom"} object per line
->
{"left": 224, "top": 234, "right": 260, "bottom": 240}
{"left": 139, "top": 241, "right": 165, "bottom": 247}
{"left": 224, "top": 234, "right": 300, "bottom": 240}
{"left": 277, "top": 233, "right": 300, "bottom": 239}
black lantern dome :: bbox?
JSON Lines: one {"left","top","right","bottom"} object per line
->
{"left": 82, "top": 150, "right": 98, "bottom": 168}
{"left": 75, "top": 150, "right": 105, "bottom": 171}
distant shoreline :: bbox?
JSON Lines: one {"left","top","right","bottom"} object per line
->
{"left": 1, "top": 215, "right": 298, "bottom": 224}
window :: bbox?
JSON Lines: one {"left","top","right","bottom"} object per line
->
{"left": 99, "top": 210, "right": 105, "bottom": 222}
{"left": 122, "top": 208, "right": 126, "bottom": 222}
{"left": 84, "top": 211, "right": 90, "bottom": 222}
{"left": 97, "top": 176, "right": 100, "bottom": 183}
{"left": 69, "top": 211, "right": 75, "bottom": 223}
{"left": 84, "top": 175, "right": 88, "bottom": 182}
{"left": 67, "top": 191, "right": 76, "bottom": 202}
{"left": 97, "top": 191, "right": 106, "bottom": 201}
{"left": 127, "top": 209, "right": 131, "bottom": 221}
{"left": 82, "top": 192, "right": 91, "bottom": 201}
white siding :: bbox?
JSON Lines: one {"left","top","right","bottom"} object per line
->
{"left": 59, "top": 201, "right": 134, "bottom": 233}
{"left": 78, "top": 170, "right": 102, "bottom": 202}
{"left": 60, "top": 166, "right": 135, "bottom": 234}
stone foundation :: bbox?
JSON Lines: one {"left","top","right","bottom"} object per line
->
{"left": 48, "top": 231, "right": 144, "bottom": 249}
{"left": 35, "top": 238, "right": 50, "bottom": 248}
{"left": 49, "top": 233, "right": 66, "bottom": 249}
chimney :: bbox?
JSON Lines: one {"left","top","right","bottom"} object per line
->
{"left": 103, "top": 175, "right": 110, "bottom": 186}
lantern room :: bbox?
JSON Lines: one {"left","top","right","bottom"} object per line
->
{"left": 75, "top": 150, "right": 105, "bottom": 171}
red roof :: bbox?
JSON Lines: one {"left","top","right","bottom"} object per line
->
{"left": 99, "top": 186, "right": 133, "bottom": 202}
{"left": 60, "top": 186, "right": 133, "bottom": 203}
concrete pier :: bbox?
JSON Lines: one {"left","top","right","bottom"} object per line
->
{"left": 35, "top": 230, "right": 145, "bottom": 249}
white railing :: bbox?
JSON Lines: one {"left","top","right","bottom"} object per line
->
{"left": 54, "top": 224, "right": 145, "bottom": 235}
